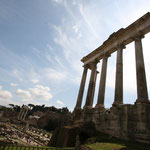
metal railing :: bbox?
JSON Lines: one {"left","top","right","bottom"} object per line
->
{"left": 0, "top": 145, "right": 75, "bottom": 150}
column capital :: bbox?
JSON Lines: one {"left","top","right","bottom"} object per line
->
{"left": 103, "top": 52, "right": 111, "bottom": 58}
{"left": 83, "top": 64, "right": 89, "bottom": 69}
{"left": 133, "top": 33, "right": 145, "bottom": 41}
{"left": 89, "top": 61, "right": 98, "bottom": 69}
{"left": 117, "top": 44, "right": 126, "bottom": 50}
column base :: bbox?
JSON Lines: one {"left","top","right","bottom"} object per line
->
{"left": 94, "top": 104, "right": 105, "bottom": 113}
{"left": 73, "top": 107, "right": 83, "bottom": 122}
{"left": 112, "top": 101, "right": 123, "bottom": 106}
{"left": 73, "top": 106, "right": 82, "bottom": 111}
{"left": 135, "top": 98, "right": 150, "bottom": 105}
{"left": 83, "top": 105, "right": 93, "bottom": 110}
{"left": 95, "top": 104, "right": 104, "bottom": 110}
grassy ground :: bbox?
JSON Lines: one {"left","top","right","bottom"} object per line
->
{"left": 87, "top": 142, "right": 125, "bottom": 150}
{"left": 87, "top": 141, "right": 150, "bottom": 150}
{"left": 86, "top": 132, "right": 150, "bottom": 150}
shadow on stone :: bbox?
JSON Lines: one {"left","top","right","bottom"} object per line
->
{"left": 48, "top": 121, "right": 96, "bottom": 148}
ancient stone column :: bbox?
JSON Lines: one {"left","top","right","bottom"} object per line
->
{"left": 17, "top": 108, "right": 24, "bottom": 120}
{"left": 23, "top": 109, "right": 28, "bottom": 120}
{"left": 90, "top": 70, "right": 98, "bottom": 106}
{"left": 134, "top": 35, "right": 149, "bottom": 102}
{"left": 113, "top": 45, "right": 125, "bottom": 106}
{"left": 75, "top": 66, "right": 88, "bottom": 109}
{"left": 20, "top": 109, "right": 25, "bottom": 120}
{"left": 96, "top": 55, "right": 109, "bottom": 109}
{"left": 84, "top": 61, "right": 98, "bottom": 108}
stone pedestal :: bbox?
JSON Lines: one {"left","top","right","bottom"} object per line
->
{"left": 94, "top": 104, "right": 105, "bottom": 112}
{"left": 73, "top": 108, "right": 83, "bottom": 122}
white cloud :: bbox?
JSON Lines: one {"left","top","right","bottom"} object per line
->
{"left": 0, "top": 98, "right": 14, "bottom": 107}
{"left": 52, "top": 0, "right": 64, "bottom": 4}
{"left": 79, "top": 3, "right": 101, "bottom": 40}
{"left": 51, "top": 1, "right": 105, "bottom": 86}
{"left": 52, "top": 24, "right": 85, "bottom": 76}
{"left": 0, "top": 85, "right": 13, "bottom": 106}
{"left": 31, "top": 79, "right": 39, "bottom": 84}
{"left": 16, "top": 89, "right": 31, "bottom": 98}
{"left": 72, "top": 0, "right": 77, "bottom": 5}
{"left": 0, "top": 90, "right": 13, "bottom": 99}
{"left": 53, "top": 25, "right": 72, "bottom": 60}
{"left": 15, "top": 85, "right": 53, "bottom": 104}
{"left": 43, "top": 68, "right": 67, "bottom": 81}
{"left": 73, "top": 24, "right": 80, "bottom": 33}
{"left": 20, "top": 98, "right": 34, "bottom": 104}
{"left": 10, "top": 83, "right": 18, "bottom": 87}
{"left": 56, "top": 100, "right": 64, "bottom": 105}
{"left": 29, "top": 85, "right": 52, "bottom": 101}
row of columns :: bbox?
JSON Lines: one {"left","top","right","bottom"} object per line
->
{"left": 17, "top": 106, "right": 29, "bottom": 121}
{"left": 75, "top": 35, "right": 149, "bottom": 110}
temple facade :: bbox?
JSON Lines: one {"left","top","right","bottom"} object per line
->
{"left": 74, "top": 12, "right": 150, "bottom": 143}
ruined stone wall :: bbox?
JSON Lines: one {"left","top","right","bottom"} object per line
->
{"left": 81, "top": 103, "right": 150, "bottom": 144}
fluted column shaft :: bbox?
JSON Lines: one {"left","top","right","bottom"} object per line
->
{"left": 90, "top": 70, "right": 98, "bottom": 106}
{"left": 20, "top": 109, "right": 25, "bottom": 120}
{"left": 23, "top": 109, "right": 28, "bottom": 120}
{"left": 85, "top": 62, "right": 97, "bottom": 108}
{"left": 96, "top": 56, "right": 108, "bottom": 108}
{"left": 114, "top": 45, "right": 124, "bottom": 105}
{"left": 75, "top": 66, "right": 88, "bottom": 109}
{"left": 135, "top": 35, "right": 148, "bottom": 102}
{"left": 17, "top": 108, "right": 24, "bottom": 120}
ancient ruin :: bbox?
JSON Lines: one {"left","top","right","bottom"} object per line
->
{"left": 17, "top": 105, "right": 30, "bottom": 121}
{"left": 50, "top": 12, "right": 150, "bottom": 147}
{"left": 73, "top": 12, "right": 150, "bottom": 143}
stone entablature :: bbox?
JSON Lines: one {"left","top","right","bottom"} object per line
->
{"left": 81, "top": 12, "right": 150, "bottom": 65}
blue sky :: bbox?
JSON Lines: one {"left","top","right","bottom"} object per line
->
{"left": 0, "top": 0, "right": 150, "bottom": 111}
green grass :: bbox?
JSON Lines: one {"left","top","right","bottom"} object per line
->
{"left": 87, "top": 141, "right": 150, "bottom": 150}
{"left": 85, "top": 132, "right": 150, "bottom": 150}
{"left": 87, "top": 142, "right": 125, "bottom": 150}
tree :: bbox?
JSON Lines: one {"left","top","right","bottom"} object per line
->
{"left": 14, "top": 105, "right": 21, "bottom": 112}
{"left": 28, "top": 104, "right": 34, "bottom": 108}
{"left": 9, "top": 104, "right": 14, "bottom": 108}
